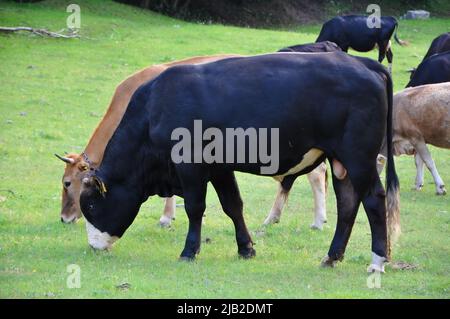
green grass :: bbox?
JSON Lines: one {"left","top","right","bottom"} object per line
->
{"left": 0, "top": 0, "right": 449, "bottom": 299}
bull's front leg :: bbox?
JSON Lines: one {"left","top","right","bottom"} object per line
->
{"left": 177, "top": 166, "right": 208, "bottom": 261}
{"left": 159, "top": 196, "right": 176, "bottom": 227}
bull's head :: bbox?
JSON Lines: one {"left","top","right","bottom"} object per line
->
{"left": 55, "top": 153, "right": 90, "bottom": 223}
{"left": 80, "top": 172, "right": 141, "bottom": 250}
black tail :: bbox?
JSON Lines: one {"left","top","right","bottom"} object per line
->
{"left": 383, "top": 69, "right": 401, "bottom": 258}
{"left": 393, "top": 22, "right": 407, "bottom": 46}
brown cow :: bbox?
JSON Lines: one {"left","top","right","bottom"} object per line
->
{"left": 56, "top": 54, "right": 241, "bottom": 224}
{"left": 392, "top": 82, "right": 450, "bottom": 195}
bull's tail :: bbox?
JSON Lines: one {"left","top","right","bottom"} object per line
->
{"left": 393, "top": 22, "right": 407, "bottom": 46}
{"left": 383, "top": 69, "right": 401, "bottom": 258}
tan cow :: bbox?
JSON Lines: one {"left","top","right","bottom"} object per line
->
{"left": 392, "top": 82, "right": 450, "bottom": 195}
{"left": 56, "top": 53, "right": 329, "bottom": 228}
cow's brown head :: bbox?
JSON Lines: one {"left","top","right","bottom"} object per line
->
{"left": 55, "top": 153, "right": 90, "bottom": 223}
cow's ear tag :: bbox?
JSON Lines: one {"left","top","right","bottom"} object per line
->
{"left": 92, "top": 176, "right": 107, "bottom": 197}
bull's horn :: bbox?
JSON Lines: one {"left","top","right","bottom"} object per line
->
{"left": 54, "top": 153, "right": 75, "bottom": 164}
{"left": 406, "top": 68, "right": 416, "bottom": 73}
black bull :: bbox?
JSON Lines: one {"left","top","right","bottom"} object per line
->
{"left": 80, "top": 52, "right": 400, "bottom": 271}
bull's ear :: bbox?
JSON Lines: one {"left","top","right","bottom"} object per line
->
{"left": 92, "top": 175, "right": 107, "bottom": 197}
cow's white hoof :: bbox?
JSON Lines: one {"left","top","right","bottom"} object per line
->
{"left": 310, "top": 223, "right": 324, "bottom": 231}
{"left": 367, "top": 252, "right": 386, "bottom": 273}
{"left": 436, "top": 185, "right": 447, "bottom": 195}
{"left": 159, "top": 215, "right": 172, "bottom": 227}
{"left": 263, "top": 214, "right": 280, "bottom": 225}
{"left": 413, "top": 184, "right": 423, "bottom": 191}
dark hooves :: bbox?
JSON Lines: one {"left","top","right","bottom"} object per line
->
{"left": 239, "top": 247, "right": 256, "bottom": 259}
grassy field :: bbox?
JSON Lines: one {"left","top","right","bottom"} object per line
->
{"left": 0, "top": 0, "right": 449, "bottom": 298}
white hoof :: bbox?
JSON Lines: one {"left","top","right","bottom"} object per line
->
{"left": 263, "top": 214, "right": 280, "bottom": 225}
{"left": 159, "top": 215, "right": 172, "bottom": 227}
{"left": 436, "top": 185, "right": 447, "bottom": 195}
{"left": 310, "top": 223, "right": 324, "bottom": 230}
{"left": 367, "top": 252, "right": 386, "bottom": 273}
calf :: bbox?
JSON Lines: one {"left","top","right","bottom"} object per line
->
{"left": 393, "top": 82, "right": 450, "bottom": 195}
{"left": 406, "top": 51, "right": 450, "bottom": 87}
{"left": 316, "top": 15, "right": 406, "bottom": 72}
{"left": 80, "top": 52, "right": 400, "bottom": 272}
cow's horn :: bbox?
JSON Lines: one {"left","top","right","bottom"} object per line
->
{"left": 55, "top": 153, "right": 75, "bottom": 164}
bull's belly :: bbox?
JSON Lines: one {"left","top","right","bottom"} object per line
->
{"left": 273, "top": 148, "right": 324, "bottom": 182}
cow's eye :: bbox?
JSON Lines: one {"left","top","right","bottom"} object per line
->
{"left": 64, "top": 181, "right": 71, "bottom": 188}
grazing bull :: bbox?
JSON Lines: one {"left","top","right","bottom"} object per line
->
{"left": 393, "top": 82, "right": 450, "bottom": 195}
{"left": 80, "top": 52, "right": 400, "bottom": 272}
{"left": 57, "top": 42, "right": 342, "bottom": 229}
{"left": 55, "top": 54, "right": 240, "bottom": 225}
{"left": 406, "top": 51, "right": 450, "bottom": 87}
{"left": 316, "top": 15, "right": 406, "bottom": 73}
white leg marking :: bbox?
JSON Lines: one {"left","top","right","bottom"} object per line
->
{"left": 413, "top": 141, "right": 446, "bottom": 195}
{"left": 85, "top": 220, "right": 118, "bottom": 250}
{"left": 414, "top": 153, "right": 424, "bottom": 191}
{"left": 308, "top": 163, "right": 327, "bottom": 230}
{"left": 159, "top": 196, "right": 176, "bottom": 227}
{"left": 264, "top": 184, "right": 288, "bottom": 225}
{"left": 367, "top": 252, "right": 386, "bottom": 273}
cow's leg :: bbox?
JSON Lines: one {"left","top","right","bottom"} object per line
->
{"left": 362, "top": 175, "right": 388, "bottom": 273}
{"left": 308, "top": 162, "right": 327, "bottom": 230}
{"left": 211, "top": 170, "right": 255, "bottom": 258}
{"left": 413, "top": 141, "right": 446, "bottom": 195}
{"left": 386, "top": 41, "right": 393, "bottom": 74}
{"left": 377, "top": 42, "right": 387, "bottom": 64}
{"left": 263, "top": 175, "right": 295, "bottom": 225}
{"left": 178, "top": 167, "right": 208, "bottom": 260}
{"left": 159, "top": 196, "right": 176, "bottom": 227}
{"left": 263, "top": 184, "right": 289, "bottom": 225}
{"left": 414, "top": 153, "right": 425, "bottom": 191}
{"left": 321, "top": 173, "right": 360, "bottom": 267}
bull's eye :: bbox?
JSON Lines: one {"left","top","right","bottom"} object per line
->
{"left": 89, "top": 204, "right": 94, "bottom": 211}
{"left": 64, "top": 181, "right": 71, "bottom": 188}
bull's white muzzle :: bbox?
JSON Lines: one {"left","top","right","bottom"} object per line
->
{"left": 85, "top": 220, "right": 118, "bottom": 250}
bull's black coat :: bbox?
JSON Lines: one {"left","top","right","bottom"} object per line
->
{"left": 421, "top": 32, "right": 450, "bottom": 62}
{"left": 81, "top": 52, "right": 399, "bottom": 265}
{"left": 406, "top": 51, "right": 450, "bottom": 87}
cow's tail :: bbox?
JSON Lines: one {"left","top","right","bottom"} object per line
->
{"left": 383, "top": 69, "right": 401, "bottom": 259}
{"left": 393, "top": 21, "right": 407, "bottom": 46}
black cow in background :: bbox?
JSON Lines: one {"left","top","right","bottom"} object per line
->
{"left": 278, "top": 41, "right": 341, "bottom": 53}
{"left": 316, "top": 15, "right": 406, "bottom": 73}
{"left": 406, "top": 51, "right": 450, "bottom": 87}
{"left": 407, "top": 32, "right": 450, "bottom": 78}
{"left": 421, "top": 32, "right": 450, "bottom": 62}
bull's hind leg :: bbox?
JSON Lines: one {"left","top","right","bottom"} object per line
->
{"left": 413, "top": 140, "right": 446, "bottom": 195}
{"left": 386, "top": 42, "right": 393, "bottom": 74}
{"left": 178, "top": 167, "right": 208, "bottom": 260}
{"left": 414, "top": 153, "right": 425, "bottom": 191}
{"left": 362, "top": 175, "right": 389, "bottom": 273}
{"left": 321, "top": 174, "right": 360, "bottom": 267}
{"left": 211, "top": 170, "right": 255, "bottom": 258}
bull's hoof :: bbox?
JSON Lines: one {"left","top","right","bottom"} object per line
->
{"left": 367, "top": 263, "right": 385, "bottom": 273}
{"left": 320, "top": 255, "right": 340, "bottom": 268}
{"left": 179, "top": 255, "right": 196, "bottom": 262}
{"left": 238, "top": 247, "right": 256, "bottom": 259}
